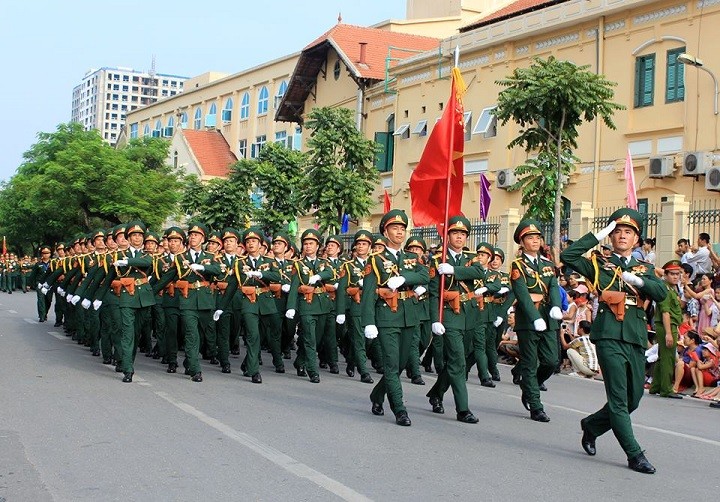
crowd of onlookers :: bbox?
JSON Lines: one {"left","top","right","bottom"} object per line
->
{"left": 497, "top": 232, "right": 720, "bottom": 402}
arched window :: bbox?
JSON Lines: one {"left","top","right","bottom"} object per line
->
{"left": 274, "top": 81, "right": 288, "bottom": 108}
{"left": 143, "top": 124, "right": 150, "bottom": 137}
{"left": 180, "top": 112, "right": 188, "bottom": 129}
{"left": 154, "top": 119, "right": 162, "bottom": 137}
{"left": 165, "top": 116, "right": 174, "bottom": 136}
{"left": 240, "top": 92, "right": 250, "bottom": 120}
{"left": 206, "top": 102, "right": 217, "bottom": 127}
{"left": 194, "top": 107, "right": 202, "bottom": 129}
{"left": 257, "top": 86, "right": 269, "bottom": 115}
{"left": 222, "top": 97, "right": 233, "bottom": 121}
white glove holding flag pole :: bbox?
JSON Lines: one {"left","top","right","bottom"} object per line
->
{"left": 593, "top": 220, "right": 616, "bottom": 242}
{"left": 549, "top": 306, "right": 563, "bottom": 320}
{"left": 533, "top": 318, "right": 547, "bottom": 332}
{"left": 437, "top": 263, "right": 454, "bottom": 275}
{"left": 93, "top": 300, "right": 102, "bottom": 310}
{"left": 113, "top": 259, "right": 128, "bottom": 267}
{"left": 364, "top": 325, "right": 378, "bottom": 339}
{"left": 285, "top": 309, "right": 295, "bottom": 319}
{"left": 81, "top": 299, "right": 92, "bottom": 310}
{"left": 190, "top": 263, "right": 205, "bottom": 272}
{"left": 336, "top": 314, "right": 346, "bottom": 325}
{"left": 386, "top": 276, "right": 405, "bottom": 291}
{"left": 432, "top": 322, "right": 445, "bottom": 335}
{"left": 493, "top": 316, "right": 503, "bottom": 327}
{"left": 213, "top": 310, "right": 223, "bottom": 321}
{"left": 281, "top": 284, "right": 290, "bottom": 293}
{"left": 621, "top": 271, "right": 644, "bottom": 288}
{"left": 308, "top": 274, "right": 321, "bottom": 285}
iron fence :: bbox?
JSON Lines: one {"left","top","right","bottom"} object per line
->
{"left": 687, "top": 198, "right": 720, "bottom": 242}
{"left": 539, "top": 219, "right": 569, "bottom": 245}
{"left": 592, "top": 204, "right": 659, "bottom": 240}
{"left": 409, "top": 217, "right": 501, "bottom": 251}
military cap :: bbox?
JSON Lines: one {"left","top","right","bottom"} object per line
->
{"left": 353, "top": 230, "right": 374, "bottom": 246}
{"left": 113, "top": 224, "right": 127, "bottom": 239}
{"left": 513, "top": 219, "right": 543, "bottom": 244}
{"left": 39, "top": 245, "right": 52, "bottom": 253}
{"left": 379, "top": 209, "right": 409, "bottom": 232}
{"left": 207, "top": 231, "right": 223, "bottom": 246}
{"left": 125, "top": 220, "right": 146, "bottom": 238}
{"left": 447, "top": 215, "right": 471, "bottom": 234}
{"left": 662, "top": 260, "right": 683, "bottom": 272}
{"left": 476, "top": 241, "right": 494, "bottom": 256}
{"left": 90, "top": 229, "right": 105, "bottom": 242}
{"left": 187, "top": 222, "right": 208, "bottom": 239}
{"left": 221, "top": 227, "right": 241, "bottom": 241}
{"left": 144, "top": 232, "right": 160, "bottom": 244}
{"left": 404, "top": 236, "right": 427, "bottom": 252}
{"left": 493, "top": 247, "right": 505, "bottom": 262}
{"left": 272, "top": 232, "right": 291, "bottom": 247}
{"left": 242, "top": 227, "right": 264, "bottom": 243}
{"left": 607, "top": 208, "right": 643, "bottom": 236}
{"left": 55, "top": 242, "right": 65, "bottom": 251}
{"left": 325, "top": 235, "right": 343, "bottom": 251}
{"left": 262, "top": 236, "right": 272, "bottom": 248}
{"left": 289, "top": 242, "right": 300, "bottom": 256}
{"left": 372, "top": 233, "right": 387, "bottom": 248}
{"left": 164, "top": 226, "right": 186, "bottom": 241}
{"left": 300, "top": 228, "right": 322, "bottom": 243}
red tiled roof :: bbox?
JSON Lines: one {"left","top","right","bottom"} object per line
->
{"left": 182, "top": 129, "right": 237, "bottom": 178}
{"left": 304, "top": 24, "right": 440, "bottom": 80}
{"left": 460, "top": 0, "right": 569, "bottom": 32}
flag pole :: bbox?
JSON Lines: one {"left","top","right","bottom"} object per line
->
{"left": 438, "top": 47, "right": 460, "bottom": 324}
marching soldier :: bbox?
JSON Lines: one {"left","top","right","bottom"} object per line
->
{"left": 561, "top": 208, "right": 667, "bottom": 474}
{"left": 141, "top": 232, "right": 166, "bottom": 359}
{"left": 212, "top": 228, "right": 242, "bottom": 374}
{"left": 30, "top": 245, "right": 54, "bottom": 322}
{"left": 362, "top": 210, "right": 429, "bottom": 426}
{"left": 21, "top": 255, "right": 33, "bottom": 292}
{"left": 425, "top": 216, "right": 481, "bottom": 424}
{"left": 510, "top": 219, "right": 563, "bottom": 422}
{"left": 271, "top": 233, "right": 296, "bottom": 360}
{"left": 319, "top": 235, "right": 344, "bottom": 374}
{"left": 488, "top": 247, "right": 515, "bottom": 382}
{"left": 403, "top": 236, "right": 429, "bottom": 386}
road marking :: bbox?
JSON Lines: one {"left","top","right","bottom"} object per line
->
{"left": 8, "top": 309, "right": 17, "bottom": 314}
{"left": 47, "top": 331, "right": 65, "bottom": 341}
{"left": 24, "top": 318, "right": 36, "bottom": 324}
{"left": 155, "top": 391, "right": 373, "bottom": 502}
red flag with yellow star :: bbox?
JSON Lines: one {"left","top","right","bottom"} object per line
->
{"left": 409, "top": 67, "right": 466, "bottom": 227}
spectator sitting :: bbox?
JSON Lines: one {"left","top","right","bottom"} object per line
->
{"left": 690, "top": 342, "right": 720, "bottom": 397}
{"left": 673, "top": 330, "right": 702, "bottom": 393}
{"left": 563, "top": 286, "right": 592, "bottom": 338}
{"left": 498, "top": 309, "right": 519, "bottom": 363}
{"left": 564, "top": 320, "right": 598, "bottom": 378}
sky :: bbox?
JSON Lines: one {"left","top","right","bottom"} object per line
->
{"left": 0, "top": 0, "right": 406, "bottom": 182}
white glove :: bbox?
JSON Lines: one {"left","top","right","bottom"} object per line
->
{"left": 308, "top": 274, "right": 321, "bottom": 285}
{"left": 189, "top": 263, "right": 205, "bottom": 272}
{"left": 593, "top": 220, "right": 616, "bottom": 242}
{"left": 213, "top": 310, "right": 223, "bottom": 322}
{"left": 549, "top": 306, "right": 563, "bottom": 320}
{"left": 246, "top": 270, "right": 262, "bottom": 278}
{"left": 498, "top": 287, "right": 509, "bottom": 295}
{"left": 93, "top": 300, "right": 103, "bottom": 310}
{"left": 414, "top": 286, "right": 427, "bottom": 296}
{"left": 281, "top": 284, "right": 290, "bottom": 293}
{"left": 41, "top": 287, "right": 48, "bottom": 295}
{"left": 533, "top": 318, "right": 547, "bottom": 332}
{"left": 285, "top": 309, "right": 296, "bottom": 319}
{"left": 386, "top": 276, "right": 405, "bottom": 291}
{"left": 331, "top": 283, "right": 339, "bottom": 291}
{"left": 358, "top": 278, "right": 363, "bottom": 287}
{"left": 437, "top": 263, "right": 454, "bottom": 275}
{"left": 364, "top": 325, "right": 378, "bottom": 339}
{"left": 81, "top": 299, "right": 92, "bottom": 310}
{"left": 57, "top": 286, "right": 65, "bottom": 296}
{"left": 42, "top": 282, "right": 50, "bottom": 290}
{"left": 621, "top": 271, "right": 644, "bottom": 288}
{"left": 432, "top": 322, "right": 446, "bottom": 335}
{"left": 493, "top": 316, "right": 503, "bottom": 327}
{"left": 113, "top": 259, "right": 128, "bottom": 267}
{"left": 70, "top": 295, "right": 81, "bottom": 305}
{"left": 474, "top": 287, "right": 488, "bottom": 296}
{"left": 37, "top": 282, "right": 43, "bottom": 290}
{"left": 336, "top": 314, "right": 346, "bottom": 325}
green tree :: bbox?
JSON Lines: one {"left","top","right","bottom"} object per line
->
{"left": 494, "top": 56, "right": 623, "bottom": 250}
{"left": 0, "top": 122, "right": 182, "bottom": 250}
{"left": 300, "top": 107, "right": 379, "bottom": 234}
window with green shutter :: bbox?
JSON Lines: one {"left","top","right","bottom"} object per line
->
{"left": 374, "top": 132, "right": 393, "bottom": 172}
{"left": 666, "top": 48, "right": 685, "bottom": 103}
{"left": 634, "top": 54, "right": 655, "bottom": 108}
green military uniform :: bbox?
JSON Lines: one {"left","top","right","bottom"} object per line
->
{"left": 5, "top": 256, "right": 19, "bottom": 293}
{"left": 402, "top": 236, "right": 429, "bottom": 386}
{"left": 30, "top": 246, "right": 54, "bottom": 322}
{"left": 286, "top": 229, "right": 337, "bottom": 382}
{"left": 271, "top": 233, "right": 296, "bottom": 359}
{"left": 510, "top": 220, "right": 562, "bottom": 421}
{"left": 50, "top": 244, "right": 68, "bottom": 327}
{"left": 560, "top": 208, "right": 666, "bottom": 473}
{"left": 488, "top": 248, "right": 515, "bottom": 380}
{"left": 336, "top": 230, "right": 375, "bottom": 384}
{"left": 153, "top": 223, "right": 221, "bottom": 382}
{"left": 361, "top": 210, "right": 429, "bottom": 425}
{"left": 464, "top": 242, "right": 502, "bottom": 385}
{"left": 212, "top": 228, "right": 242, "bottom": 373}
{"left": 425, "top": 216, "right": 481, "bottom": 423}
{"left": 20, "top": 256, "right": 33, "bottom": 292}
{"left": 649, "top": 260, "right": 683, "bottom": 398}
{"left": 318, "top": 235, "right": 344, "bottom": 373}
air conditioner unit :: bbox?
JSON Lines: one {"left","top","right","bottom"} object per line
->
{"left": 496, "top": 169, "right": 517, "bottom": 189}
{"left": 648, "top": 156, "right": 675, "bottom": 178}
{"left": 683, "top": 151, "right": 713, "bottom": 176}
{"left": 706, "top": 166, "right": 720, "bottom": 191}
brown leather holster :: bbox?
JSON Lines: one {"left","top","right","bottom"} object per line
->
{"left": 443, "top": 290, "right": 461, "bottom": 314}
{"left": 112, "top": 278, "right": 136, "bottom": 296}
{"left": 475, "top": 293, "right": 485, "bottom": 311}
{"left": 175, "top": 280, "right": 190, "bottom": 298}
{"left": 298, "top": 285, "right": 316, "bottom": 303}
{"left": 529, "top": 293, "right": 545, "bottom": 309}
{"left": 111, "top": 280, "right": 122, "bottom": 297}
{"left": 269, "top": 283, "right": 282, "bottom": 299}
{"left": 324, "top": 284, "right": 336, "bottom": 301}
{"left": 377, "top": 287, "right": 399, "bottom": 312}
{"left": 346, "top": 286, "right": 361, "bottom": 304}
{"left": 215, "top": 281, "right": 228, "bottom": 294}
{"left": 241, "top": 286, "right": 258, "bottom": 303}
{"left": 600, "top": 290, "right": 626, "bottom": 321}
{"left": 166, "top": 283, "right": 175, "bottom": 297}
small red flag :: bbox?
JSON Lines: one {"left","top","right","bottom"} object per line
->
{"left": 409, "top": 68, "right": 466, "bottom": 227}
{"left": 383, "top": 190, "right": 391, "bottom": 213}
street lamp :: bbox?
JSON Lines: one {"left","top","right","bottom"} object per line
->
{"left": 678, "top": 52, "right": 719, "bottom": 115}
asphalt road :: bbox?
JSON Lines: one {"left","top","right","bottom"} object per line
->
{"left": 1, "top": 291, "right": 719, "bottom": 501}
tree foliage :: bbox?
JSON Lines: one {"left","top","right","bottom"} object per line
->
{"left": 0, "top": 122, "right": 182, "bottom": 252}
{"left": 494, "top": 56, "right": 623, "bottom": 249}
{"left": 300, "top": 107, "right": 379, "bottom": 234}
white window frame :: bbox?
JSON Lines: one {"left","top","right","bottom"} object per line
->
{"left": 393, "top": 123, "right": 410, "bottom": 139}
{"left": 472, "top": 106, "right": 498, "bottom": 137}
{"left": 413, "top": 120, "right": 428, "bottom": 137}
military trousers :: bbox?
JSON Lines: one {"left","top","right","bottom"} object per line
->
{"left": 162, "top": 306, "right": 181, "bottom": 366}
{"left": 649, "top": 328, "right": 678, "bottom": 397}
{"left": 426, "top": 327, "right": 470, "bottom": 413}
{"left": 583, "top": 339, "right": 645, "bottom": 459}
{"left": 36, "top": 288, "right": 52, "bottom": 321}
{"left": 466, "top": 321, "right": 491, "bottom": 381}
{"left": 517, "top": 328, "right": 558, "bottom": 412}
{"left": 99, "top": 303, "right": 121, "bottom": 362}
{"left": 347, "top": 314, "right": 369, "bottom": 376}
{"left": 120, "top": 306, "right": 150, "bottom": 373}
{"left": 54, "top": 289, "right": 65, "bottom": 324}
{"left": 295, "top": 313, "right": 324, "bottom": 378}
{"left": 259, "top": 312, "right": 284, "bottom": 370}
{"left": 216, "top": 309, "right": 240, "bottom": 367}
{"left": 370, "top": 325, "right": 414, "bottom": 415}
{"left": 182, "top": 308, "right": 212, "bottom": 376}
{"left": 84, "top": 306, "right": 100, "bottom": 352}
